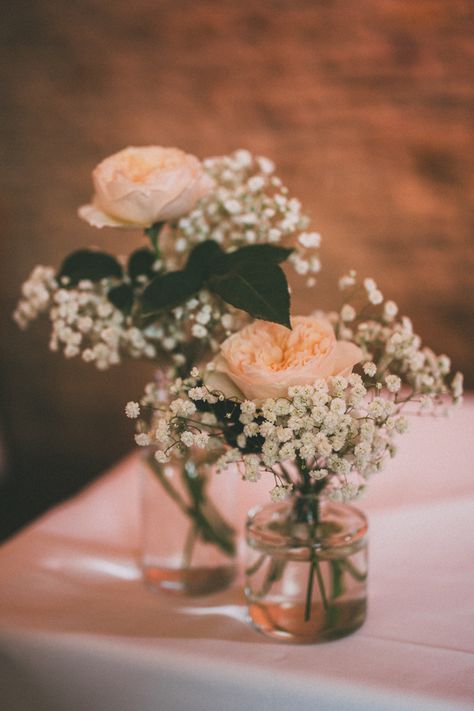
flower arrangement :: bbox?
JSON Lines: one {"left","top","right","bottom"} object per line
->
{"left": 13, "top": 143, "right": 464, "bottom": 638}
{"left": 13, "top": 144, "right": 323, "bottom": 597}
{"left": 14, "top": 146, "right": 320, "bottom": 375}
{"left": 128, "top": 269, "right": 462, "bottom": 637}
{"left": 128, "top": 273, "right": 462, "bottom": 503}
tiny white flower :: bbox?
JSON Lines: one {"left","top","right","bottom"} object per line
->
{"left": 339, "top": 271, "right": 356, "bottom": 290}
{"left": 368, "top": 398, "right": 385, "bottom": 419}
{"left": 180, "top": 431, "right": 195, "bottom": 447}
{"left": 241, "top": 400, "right": 257, "bottom": 416}
{"left": 162, "top": 337, "right": 176, "bottom": 351}
{"left": 315, "top": 432, "right": 332, "bottom": 457}
{"left": 196, "top": 310, "right": 211, "bottom": 325}
{"left": 276, "top": 426, "right": 293, "bottom": 443}
{"left": 135, "top": 433, "right": 151, "bottom": 446}
{"left": 275, "top": 398, "right": 291, "bottom": 416}
{"left": 194, "top": 432, "right": 210, "bottom": 448}
{"left": 125, "top": 401, "right": 140, "bottom": 418}
{"left": 262, "top": 399, "right": 277, "bottom": 422}
{"left": 221, "top": 313, "right": 233, "bottom": 330}
{"left": 239, "top": 212, "right": 258, "bottom": 225}
{"left": 452, "top": 372, "right": 463, "bottom": 398}
{"left": 243, "top": 422, "right": 259, "bottom": 437}
{"left": 395, "top": 417, "right": 409, "bottom": 434}
{"left": 363, "top": 278, "right": 377, "bottom": 294}
{"left": 369, "top": 289, "right": 383, "bottom": 305}
{"left": 340, "top": 304, "right": 356, "bottom": 322}
{"left": 259, "top": 421, "right": 275, "bottom": 437}
{"left": 257, "top": 156, "right": 275, "bottom": 174}
{"left": 279, "top": 442, "right": 296, "bottom": 460}
{"left": 383, "top": 300, "right": 398, "bottom": 320}
{"left": 309, "top": 469, "right": 328, "bottom": 480}
{"left": 191, "top": 324, "right": 208, "bottom": 339}
{"left": 154, "top": 450, "right": 168, "bottom": 464}
{"left": 438, "top": 355, "right": 451, "bottom": 374}
{"left": 247, "top": 175, "right": 265, "bottom": 192}
{"left": 237, "top": 433, "right": 247, "bottom": 449}
{"left": 298, "top": 231, "right": 321, "bottom": 249}
{"left": 269, "top": 484, "right": 293, "bottom": 502}
{"left": 175, "top": 237, "right": 187, "bottom": 252}
{"left": 385, "top": 374, "right": 401, "bottom": 393}
{"left": 224, "top": 199, "right": 241, "bottom": 214}
{"left": 268, "top": 228, "right": 282, "bottom": 242}
{"left": 234, "top": 149, "right": 253, "bottom": 167}
{"left": 363, "top": 362, "right": 377, "bottom": 377}
{"left": 243, "top": 454, "right": 261, "bottom": 482}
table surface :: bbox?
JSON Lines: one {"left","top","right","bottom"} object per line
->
{"left": 1, "top": 397, "right": 473, "bottom": 711}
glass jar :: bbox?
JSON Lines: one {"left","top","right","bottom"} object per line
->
{"left": 245, "top": 495, "right": 368, "bottom": 643}
{"left": 141, "top": 450, "right": 238, "bottom": 596}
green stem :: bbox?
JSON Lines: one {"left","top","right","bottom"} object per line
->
{"left": 147, "top": 453, "right": 236, "bottom": 558}
{"left": 304, "top": 556, "right": 315, "bottom": 621}
{"left": 302, "top": 495, "right": 329, "bottom": 622}
{"left": 144, "top": 222, "right": 165, "bottom": 259}
{"left": 313, "top": 554, "right": 328, "bottom": 611}
{"left": 330, "top": 559, "right": 345, "bottom": 599}
{"left": 340, "top": 558, "right": 367, "bottom": 582}
{"left": 182, "top": 523, "right": 198, "bottom": 568}
{"left": 254, "top": 558, "right": 287, "bottom": 598}
{"left": 245, "top": 552, "right": 267, "bottom": 577}
{"left": 147, "top": 454, "right": 188, "bottom": 514}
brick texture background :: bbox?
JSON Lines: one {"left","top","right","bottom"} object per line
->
{"left": 1, "top": 1, "right": 472, "bottom": 535}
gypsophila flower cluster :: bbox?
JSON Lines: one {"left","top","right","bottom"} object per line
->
{"left": 14, "top": 268, "right": 233, "bottom": 371}
{"left": 130, "top": 336, "right": 460, "bottom": 503}
{"left": 14, "top": 150, "right": 322, "bottom": 373}
{"left": 164, "top": 149, "right": 321, "bottom": 287}
{"left": 334, "top": 272, "right": 463, "bottom": 413}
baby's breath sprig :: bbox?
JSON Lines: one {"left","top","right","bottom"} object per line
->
{"left": 165, "top": 149, "right": 320, "bottom": 288}
{"left": 14, "top": 149, "right": 322, "bottom": 375}
{"left": 129, "top": 336, "right": 461, "bottom": 504}
{"left": 334, "top": 272, "right": 463, "bottom": 415}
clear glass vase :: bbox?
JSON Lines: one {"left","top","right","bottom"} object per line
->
{"left": 245, "top": 495, "right": 368, "bottom": 643}
{"left": 141, "top": 450, "right": 238, "bottom": 596}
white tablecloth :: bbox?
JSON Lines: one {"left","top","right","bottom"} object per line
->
{"left": 1, "top": 398, "right": 473, "bottom": 711}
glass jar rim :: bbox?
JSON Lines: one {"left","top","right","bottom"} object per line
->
{"left": 246, "top": 497, "right": 368, "bottom": 553}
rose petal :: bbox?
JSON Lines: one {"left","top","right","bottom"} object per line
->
{"left": 77, "top": 204, "right": 142, "bottom": 229}
{"left": 332, "top": 341, "right": 364, "bottom": 376}
{"left": 206, "top": 365, "right": 245, "bottom": 400}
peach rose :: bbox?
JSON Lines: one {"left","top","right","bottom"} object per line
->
{"left": 78, "top": 146, "right": 214, "bottom": 229}
{"left": 207, "top": 316, "right": 363, "bottom": 402}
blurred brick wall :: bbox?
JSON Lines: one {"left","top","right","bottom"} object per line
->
{"left": 1, "top": 0, "right": 473, "bottom": 535}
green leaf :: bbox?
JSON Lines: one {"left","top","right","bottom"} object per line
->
{"left": 185, "top": 240, "right": 224, "bottom": 280}
{"left": 58, "top": 250, "right": 123, "bottom": 285}
{"left": 210, "top": 244, "right": 294, "bottom": 276}
{"left": 141, "top": 270, "right": 202, "bottom": 313}
{"left": 220, "top": 244, "right": 294, "bottom": 269}
{"left": 209, "top": 260, "right": 291, "bottom": 328}
{"left": 108, "top": 283, "right": 134, "bottom": 313}
{"left": 128, "top": 248, "right": 156, "bottom": 284}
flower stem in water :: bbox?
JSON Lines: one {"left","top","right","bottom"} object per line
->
{"left": 182, "top": 523, "right": 198, "bottom": 568}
